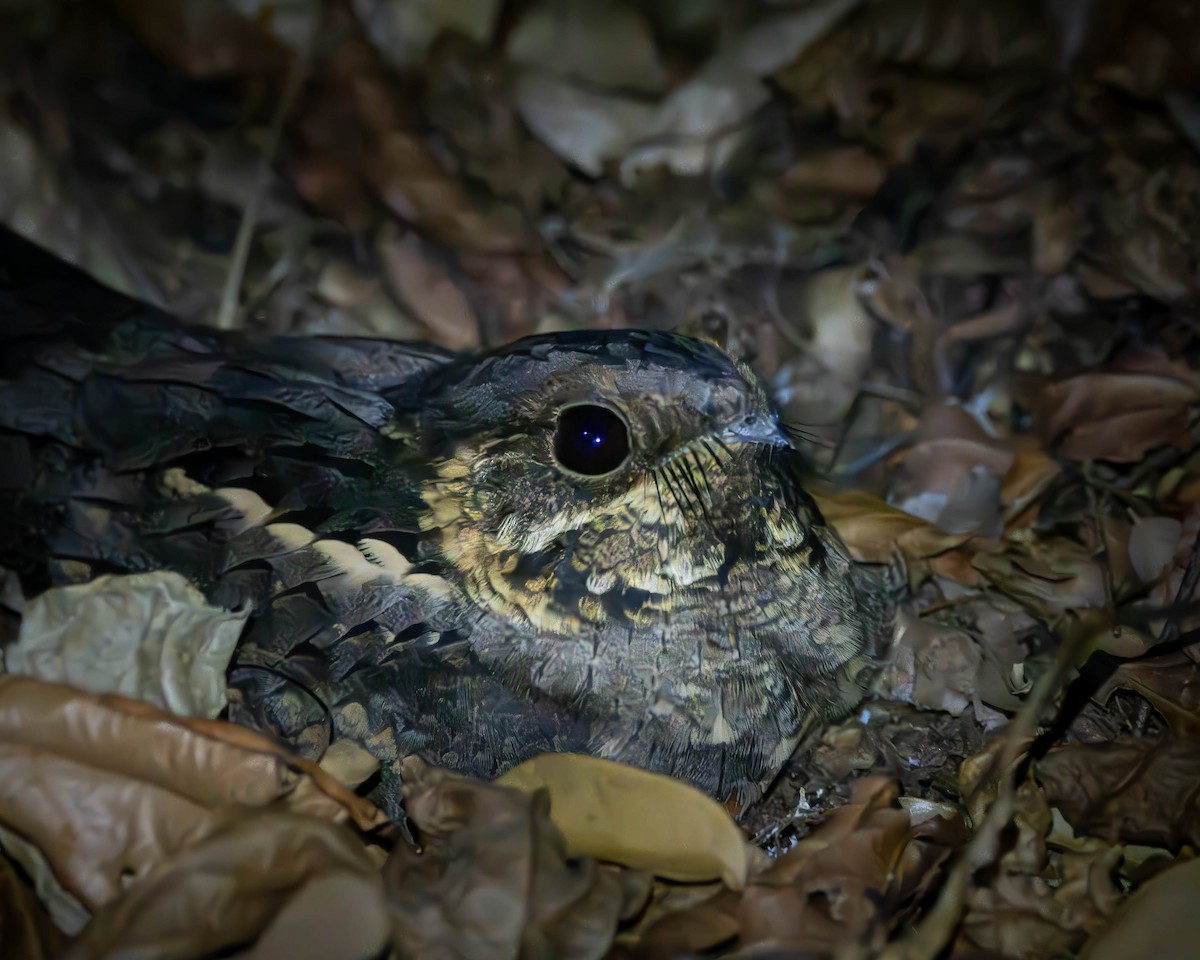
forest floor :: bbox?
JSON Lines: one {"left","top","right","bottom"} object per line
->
{"left": 2, "top": 1, "right": 1199, "bottom": 958}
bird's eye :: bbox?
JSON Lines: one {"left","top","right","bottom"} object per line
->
{"left": 553, "top": 404, "right": 630, "bottom": 476}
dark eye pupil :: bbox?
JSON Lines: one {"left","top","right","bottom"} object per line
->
{"left": 554, "top": 405, "right": 630, "bottom": 476}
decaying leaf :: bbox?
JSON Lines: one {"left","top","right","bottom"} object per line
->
{"left": 62, "top": 814, "right": 387, "bottom": 960}
{"left": 1079, "top": 856, "right": 1200, "bottom": 960}
{"left": 958, "top": 781, "right": 1122, "bottom": 959}
{"left": 1034, "top": 348, "right": 1200, "bottom": 463}
{"left": 387, "top": 757, "right": 650, "bottom": 960}
{"left": 973, "top": 537, "right": 1107, "bottom": 619}
{"left": 4, "top": 570, "right": 248, "bottom": 718}
{"left": 813, "top": 489, "right": 976, "bottom": 562}
{"left": 0, "top": 676, "right": 386, "bottom": 918}
{"left": 0, "top": 846, "right": 65, "bottom": 960}
{"left": 498, "top": 752, "right": 759, "bottom": 888}
{"left": 1038, "top": 733, "right": 1200, "bottom": 850}
{"left": 636, "top": 776, "right": 964, "bottom": 957}
{"left": 880, "top": 611, "right": 985, "bottom": 717}
{"left": 1038, "top": 660, "right": 1200, "bottom": 850}
{"left": 377, "top": 228, "right": 480, "bottom": 349}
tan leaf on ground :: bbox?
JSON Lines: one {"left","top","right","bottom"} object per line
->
{"left": 498, "top": 752, "right": 758, "bottom": 887}
{"left": 1000, "top": 446, "right": 1062, "bottom": 526}
{"left": 812, "top": 488, "right": 981, "bottom": 586}
{"left": 377, "top": 228, "right": 480, "bottom": 349}
{"left": 780, "top": 145, "right": 889, "bottom": 196}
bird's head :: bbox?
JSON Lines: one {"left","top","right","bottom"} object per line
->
{"left": 403, "top": 331, "right": 875, "bottom": 733}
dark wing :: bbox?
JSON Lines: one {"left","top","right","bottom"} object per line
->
{"left": 0, "top": 229, "right": 628, "bottom": 804}
{"left": 0, "top": 228, "right": 495, "bottom": 770}
{"left": 0, "top": 224, "right": 451, "bottom": 586}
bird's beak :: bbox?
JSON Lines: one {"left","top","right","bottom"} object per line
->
{"left": 719, "top": 411, "right": 790, "bottom": 449}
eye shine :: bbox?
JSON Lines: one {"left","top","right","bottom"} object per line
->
{"left": 553, "top": 404, "right": 631, "bottom": 476}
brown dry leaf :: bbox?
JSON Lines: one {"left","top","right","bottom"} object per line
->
{"left": 1000, "top": 446, "right": 1062, "bottom": 529}
{"left": 1086, "top": 0, "right": 1200, "bottom": 99}
{"left": 812, "top": 488, "right": 979, "bottom": 579}
{"left": 110, "top": 0, "right": 291, "bottom": 81}
{"left": 1038, "top": 661, "right": 1200, "bottom": 850}
{"left": 457, "top": 248, "right": 569, "bottom": 343}
{"left": 895, "top": 405, "right": 1017, "bottom": 537}
{"left": 387, "top": 757, "right": 649, "bottom": 960}
{"left": 972, "top": 537, "right": 1107, "bottom": 619}
{"left": 1089, "top": 146, "right": 1200, "bottom": 305}
{"left": 1035, "top": 347, "right": 1200, "bottom": 463}
{"left": 958, "top": 781, "right": 1121, "bottom": 959}
{"left": 630, "top": 887, "right": 741, "bottom": 959}
{"left": 637, "top": 776, "right": 964, "bottom": 957}
{"left": 377, "top": 228, "right": 480, "bottom": 349}
{"left": 0, "top": 676, "right": 386, "bottom": 915}
{"left": 1039, "top": 734, "right": 1200, "bottom": 850}
{"left": 367, "top": 130, "right": 529, "bottom": 254}
{"left": 775, "top": 1, "right": 1050, "bottom": 163}
{"left": 0, "top": 847, "right": 66, "bottom": 960}
{"left": 737, "top": 776, "right": 957, "bottom": 950}
{"left": 62, "top": 814, "right": 387, "bottom": 960}
{"left": 498, "top": 752, "right": 757, "bottom": 887}
{"left": 879, "top": 611, "right": 985, "bottom": 717}
{"left": 780, "top": 145, "right": 889, "bottom": 197}
{"left": 306, "top": 12, "right": 527, "bottom": 253}
{"left": 1079, "top": 856, "right": 1200, "bottom": 960}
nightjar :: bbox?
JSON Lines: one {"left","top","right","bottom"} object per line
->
{"left": 0, "top": 226, "right": 889, "bottom": 809}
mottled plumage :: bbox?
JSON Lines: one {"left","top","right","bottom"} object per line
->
{"left": 0, "top": 227, "right": 888, "bottom": 810}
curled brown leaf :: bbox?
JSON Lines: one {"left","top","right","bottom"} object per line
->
{"left": 0, "top": 676, "right": 386, "bottom": 915}
{"left": 0, "top": 848, "right": 65, "bottom": 960}
{"left": 62, "top": 814, "right": 387, "bottom": 960}
{"left": 387, "top": 757, "right": 649, "bottom": 960}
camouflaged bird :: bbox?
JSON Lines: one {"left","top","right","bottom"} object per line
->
{"left": 0, "top": 226, "right": 889, "bottom": 810}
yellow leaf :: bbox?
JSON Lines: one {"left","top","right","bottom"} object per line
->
{"left": 497, "top": 753, "right": 756, "bottom": 888}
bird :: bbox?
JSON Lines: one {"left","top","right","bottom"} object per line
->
{"left": 0, "top": 225, "right": 889, "bottom": 812}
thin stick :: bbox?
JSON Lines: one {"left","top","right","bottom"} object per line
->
{"left": 215, "top": 32, "right": 312, "bottom": 330}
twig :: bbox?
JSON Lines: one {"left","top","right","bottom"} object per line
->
{"left": 1158, "top": 522, "right": 1200, "bottom": 645}
{"left": 863, "top": 628, "right": 1080, "bottom": 960}
{"left": 214, "top": 26, "right": 313, "bottom": 331}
